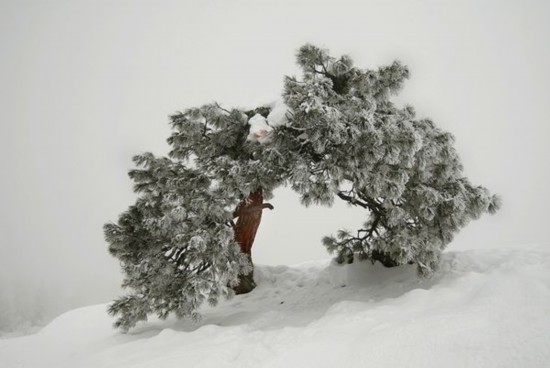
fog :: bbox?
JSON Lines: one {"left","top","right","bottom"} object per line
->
{"left": 1, "top": 0, "right": 549, "bottom": 333}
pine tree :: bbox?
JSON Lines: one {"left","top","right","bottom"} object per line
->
{"left": 105, "top": 105, "right": 286, "bottom": 330}
{"left": 105, "top": 44, "right": 500, "bottom": 331}
{"left": 283, "top": 45, "right": 501, "bottom": 275}
{"left": 105, "top": 154, "right": 245, "bottom": 330}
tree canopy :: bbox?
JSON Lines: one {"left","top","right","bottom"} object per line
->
{"left": 105, "top": 44, "right": 500, "bottom": 331}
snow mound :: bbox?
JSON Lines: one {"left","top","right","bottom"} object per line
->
{"left": 247, "top": 113, "right": 273, "bottom": 143}
{"left": 266, "top": 100, "right": 291, "bottom": 127}
{"left": 247, "top": 100, "right": 291, "bottom": 143}
{"left": 1, "top": 246, "right": 550, "bottom": 368}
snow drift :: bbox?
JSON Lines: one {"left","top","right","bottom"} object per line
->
{"left": 1, "top": 245, "right": 549, "bottom": 368}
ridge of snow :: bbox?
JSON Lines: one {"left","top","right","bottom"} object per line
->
{"left": 1, "top": 245, "right": 549, "bottom": 368}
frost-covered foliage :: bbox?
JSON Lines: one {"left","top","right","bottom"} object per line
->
{"left": 105, "top": 154, "right": 244, "bottom": 331}
{"left": 105, "top": 44, "right": 499, "bottom": 331}
{"left": 280, "top": 45, "right": 501, "bottom": 275}
{"left": 106, "top": 104, "right": 289, "bottom": 330}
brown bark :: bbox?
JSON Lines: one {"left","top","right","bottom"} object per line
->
{"left": 231, "top": 188, "right": 273, "bottom": 294}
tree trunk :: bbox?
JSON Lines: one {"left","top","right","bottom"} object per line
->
{"left": 232, "top": 188, "right": 273, "bottom": 294}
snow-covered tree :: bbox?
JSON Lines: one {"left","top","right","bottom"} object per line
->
{"left": 105, "top": 44, "right": 500, "bottom": 331}
{"left": 105, "top": 155, "right": 241, "bottom": 330}
{"left": 105, "top": 105, "right": 287, "bottom": 330}
{"left": 282, "top": 45, "right": 501, "bottom": 275}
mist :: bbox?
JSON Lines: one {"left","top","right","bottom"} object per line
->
{"left": 1, "top": 0, "right": 549, "bottom": 334}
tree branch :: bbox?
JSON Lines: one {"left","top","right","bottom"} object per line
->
{"left": 337, "top": 191, "right": 369, "bottom": 209}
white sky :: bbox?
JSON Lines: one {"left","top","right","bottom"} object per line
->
{"left": 1, "top": 0, "right": 549, "bottom": 327}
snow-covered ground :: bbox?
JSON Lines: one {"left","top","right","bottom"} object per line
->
{"left": 1, "top": 245, "right": 549, "bottom": 368}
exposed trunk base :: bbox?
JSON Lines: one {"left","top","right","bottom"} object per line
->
{"left": 234, "top": 272, "right": 256, "bottom": 295}
{"left": 233, "top": 260, "right": 256, "bottom": 295}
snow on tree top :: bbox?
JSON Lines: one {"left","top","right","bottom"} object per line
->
{"left": 266, "top": 100, "right": 291, "bottom": 127}
{"left": 247, "top": 114, "right": 273, "bottom": 143}
{"left": 247, "top": 100, "right": 291, "bottom": 143}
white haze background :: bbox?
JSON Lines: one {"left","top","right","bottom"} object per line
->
{"left": 1, "top": 0, "right": 549, "bottom": 333}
